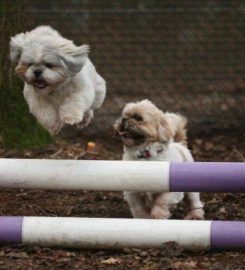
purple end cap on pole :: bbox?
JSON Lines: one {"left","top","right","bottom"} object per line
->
{"left": 211, "top": 221, "right": 245, "bottom": 250}
{"left": 0, "top": 217, "right": 23, "bottom": 245}
{"left": 170, "top": 162, "right": 245, "bottom": 192}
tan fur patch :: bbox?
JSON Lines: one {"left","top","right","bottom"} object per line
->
{"left": 116, "top": 99, "right": 188, "bottom": 147}
{"left": 15, "top": 64, "right": 28, "bottom": 75}
{"left": 164, "top": 113, "right": 187, "bottom": 144}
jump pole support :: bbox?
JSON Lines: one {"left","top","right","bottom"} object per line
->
{"left": 0, "top": 159, "right": 244, "bottom": 192}
{"left": 0, "top": 217, "right": 244, "bottom": 250}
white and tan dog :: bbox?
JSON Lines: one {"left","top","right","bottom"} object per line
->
{"left": 10, "top": 26, "right": 106, "bottom": 134}
{"left": 115, "top": 99, "right": 204, "bottom": 220}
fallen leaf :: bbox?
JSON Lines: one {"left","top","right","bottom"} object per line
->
{"left": 204, "top": 142, "right": 213, "bottom": 151}
{"left": 185, "top": 260, "right": 198, "bottom": 268}
{"left": 101, "top": 257, "right": 122, "bottom": 265}
{"left": 7, "top": 252, "right": 28, "bottom": 259}
{"left": 219, "top": 207, "right": 227, "bottom": 214}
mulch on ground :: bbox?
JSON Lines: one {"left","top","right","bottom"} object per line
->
{"left": 0, "top": 130, "right": 244, "bottom": 270}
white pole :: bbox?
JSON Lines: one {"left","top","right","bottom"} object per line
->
{"left": 0, "top": 159, "right": 170, "bottom": 191}
{"left": 22, "top": 217, "right": 211, "bottom": 249}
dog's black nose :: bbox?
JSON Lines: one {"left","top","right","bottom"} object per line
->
{"left": 34, "top": 70, "right": 42, "bottom": 77}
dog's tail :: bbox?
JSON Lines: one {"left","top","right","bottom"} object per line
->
{"left": 165, "top": 113, "right": 188, "bottom": 144}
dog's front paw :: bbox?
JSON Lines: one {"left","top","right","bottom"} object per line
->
{"left": 47, "top": 121, "right": 62, "bottom": 135}
{"left": 60, "top": 111, "right": 84, "bottom": 126}
{"left": 76, "top": 110, "right": 94, "bottom": 129}
{"left": 150, "top": 205, "right": 170, "bottom": 219}
{"left": 184, "top": 208, "right": 204, "bottom": 220}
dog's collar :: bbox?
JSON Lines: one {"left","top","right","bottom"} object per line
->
{"left": 136, "top": 147, "right": 163, "bottom": 159}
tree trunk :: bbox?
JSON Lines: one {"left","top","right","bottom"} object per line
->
{"left": 0, "top": 0, "right": 51, "bottom": 148}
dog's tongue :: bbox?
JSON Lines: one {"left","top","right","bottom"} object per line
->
{"left": 118, "top": 130, "right": 129, "bottom": 137}
{"left": 33, "top": 80, "right": 47, "bottom": 89}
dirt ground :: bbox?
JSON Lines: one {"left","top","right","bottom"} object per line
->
{"left": 0, "top": 129, "right": 244, "bottom": 270}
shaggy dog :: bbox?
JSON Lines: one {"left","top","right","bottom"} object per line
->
{"left": 10, "top": 26, "right": 106, "bottom": 134}
{"left": 115, "top": 99, "right": 204, "bottom": 220}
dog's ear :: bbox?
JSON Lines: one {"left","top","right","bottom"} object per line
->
{"left": 158, "top": 113, "right": 187, "bottom": 144}
{"left": 113, "top": 117, "right": 123, "bottom": 136}
{"left": 60, "top": 44, "right": 89, "bottom": 75}
{"left": 164, "top": 113, "right": 187, "bottom": 144}
{"left": 10, "top": 33, "right": 27, "bottom": 62}
{"left": 157, "top": 113, "right": 174, "bottom": 143}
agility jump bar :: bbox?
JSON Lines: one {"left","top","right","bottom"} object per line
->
{"left": 0, "top": 159, "right": 244, "bottom": 192}
{"left": 0, "top": 217, "right": 244, "bottom": 250}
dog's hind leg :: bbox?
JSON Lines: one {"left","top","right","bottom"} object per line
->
{"left": 150, "top": 192, "right": 171, "bottom": 219}
{"left": 124, "top": 191, "right": 150, "bottom": 219}
{"left": 184, "top": 192, "right": 204, "bottom": 220}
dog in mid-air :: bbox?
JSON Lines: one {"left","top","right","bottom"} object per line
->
{"left": 10, "top": 26, "right": 106, "bottom": 134}
{"left": 114, "top": 99, "right": 204, "bottom": 220}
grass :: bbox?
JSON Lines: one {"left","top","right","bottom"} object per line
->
{"left": 0, "top": 80, "right": 52, "bottom": 149}
{"left": 0, "top": 0, "right": 52, "bottom": 149}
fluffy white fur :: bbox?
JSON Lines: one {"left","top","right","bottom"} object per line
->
{"left": 10, "top": 26, "right": 106, "bottom": 134}
{"left": 115, "top": 100, "right": 204, "bottom": 220}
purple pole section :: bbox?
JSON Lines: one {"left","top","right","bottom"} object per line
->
{"left": 170, "top": 162, "right": 245, "bottom": 192}
{"left": 0, "top": 217, "right": 23, "bottom": 245}
{"left": 211, "top": 221, "right": 245, "bottom": 250}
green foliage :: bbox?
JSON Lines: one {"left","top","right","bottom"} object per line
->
{"left": 0, "top": 80, "right": 52, "bottom": 149}
{"left": 0, "top": 0, "right": 52, "bottom": 149}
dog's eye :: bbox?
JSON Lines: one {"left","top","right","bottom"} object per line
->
{"left": 132, "top": 114, "right": 143, "bottom": 121}
{"left": 27, "top": 63, "right": 33, "bottom": 67}
{"left": 45, "top": 63, "right": 54, "bottom": 68}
